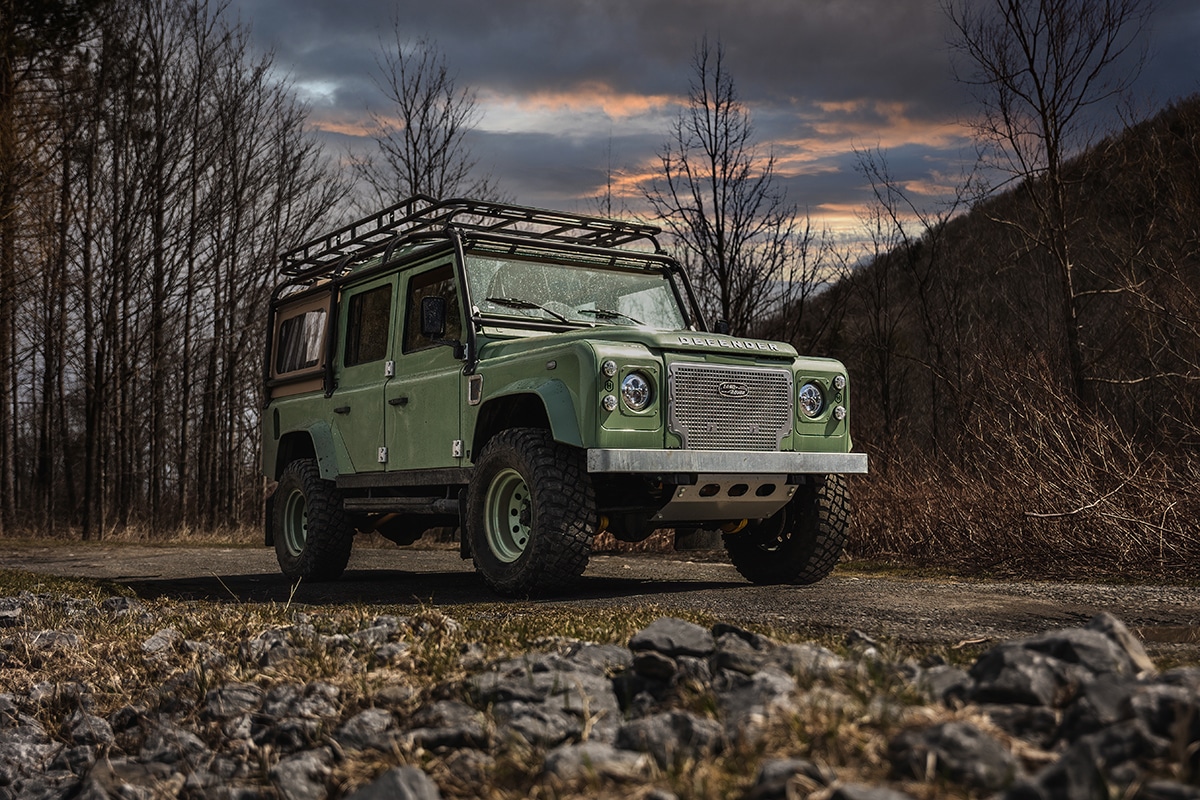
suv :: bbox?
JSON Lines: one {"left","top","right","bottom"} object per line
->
{"left": 262, "top": 196, "right": 867, "bottom": 596}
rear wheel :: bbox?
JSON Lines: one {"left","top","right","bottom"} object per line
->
{"left": 467, "top": 428, "right": 595, "bottom": 596}
{"left": 723, "top": 475, "right": 849, "bottom": 585}
{"left": 273, "top": 458, "right": 354, "bottom": 581}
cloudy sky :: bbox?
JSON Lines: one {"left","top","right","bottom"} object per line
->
{"left": 234, "top": 0, "right": 1200, "bottom": 240}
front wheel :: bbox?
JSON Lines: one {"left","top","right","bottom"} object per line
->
{"left": 273, "top": 458, "right": 354, "bottom": 581}
{"left": 467, "top": 428, "right": 595, "bottom": 596}
{"left": 723, "top": 475, "right": 849, "bottom": 585}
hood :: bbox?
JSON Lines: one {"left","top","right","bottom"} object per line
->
{"left": 478, "top": 325, "right": 800, "bottom": 360}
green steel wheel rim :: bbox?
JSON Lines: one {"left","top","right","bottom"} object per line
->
{"left": 485, "top": 467, "right": 532, "bottom": 563}
{"left": 281, "top": 487, "right": 309, "bottom": 558}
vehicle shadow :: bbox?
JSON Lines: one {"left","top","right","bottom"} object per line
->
{"left": 119, "top": 568, "right": 747, "bottom": 606}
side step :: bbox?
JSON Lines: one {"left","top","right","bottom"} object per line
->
{"left": 343, "top": 497, "right": 460, "bottom": 515}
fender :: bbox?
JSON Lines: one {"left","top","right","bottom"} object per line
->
{"left": 480, "top": 378, "right": 584, "bottom": 448}
{"left": 269, "top": 420, "right": 343, "bottom": 481}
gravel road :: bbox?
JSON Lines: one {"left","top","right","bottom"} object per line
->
{"left": 1, "top": 541, "right": 1197, "bottom": 661}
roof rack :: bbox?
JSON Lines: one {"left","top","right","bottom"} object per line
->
{"left": 279, "top": 195, "right": 664, "bottom": 279}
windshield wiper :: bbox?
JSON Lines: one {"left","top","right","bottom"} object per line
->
{"left": 484, "top": 296, "right": 570, "bottom": 324}
{"left": 576, "top": 307, "right": 644, "bottom": 326}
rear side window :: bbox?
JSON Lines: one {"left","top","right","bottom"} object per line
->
{"left": 275, "top": 309, "right": 326, "bottom": 374}
{"left": 344, "top": 285, "right": 393, "bottom": 366}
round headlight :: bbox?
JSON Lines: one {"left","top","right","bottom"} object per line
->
{"left": 621, "top": 372, "right": 652, "bottom": 411}
{"left": 798, "top": 382, "right": 825, "bottom": 418}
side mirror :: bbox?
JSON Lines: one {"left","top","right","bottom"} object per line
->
{"left": 714, "top": 319, "right": 731, "bottom": 335}
{"left": 421, "top": 296, "right": 446, "bottom": 339}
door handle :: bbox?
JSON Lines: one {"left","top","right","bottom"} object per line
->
{"left": 333, "top": 406, "right": 350, "bottom": 415}
{"left": 388, "top": 396, "right": 409, "bottom": 407}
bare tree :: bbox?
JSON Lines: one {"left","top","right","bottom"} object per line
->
{"left": 352, "top": 30, "right": 499, "bottom": 205}
{"left": 944, "top": 0, "right": 1152, "bottom": 405}
{"left": 643, "top": 36, "right": 817, "bottom": 337}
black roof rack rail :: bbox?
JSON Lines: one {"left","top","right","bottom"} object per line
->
{"left": 279, "top": 195, "right": 664, "bottom": 279}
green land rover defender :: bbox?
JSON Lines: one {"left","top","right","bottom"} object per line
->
{"left": 262, "top": 196, "right": 868, "bottom": 596}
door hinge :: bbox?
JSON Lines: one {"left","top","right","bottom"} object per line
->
{"left": 378, "top": 446, "right": 388, "bottom": 463}
{"left": 452, "top": 440, "right": 464, "bottom": 458}
{"left": 384, "top": 360, "right": 395, "bottom": 378}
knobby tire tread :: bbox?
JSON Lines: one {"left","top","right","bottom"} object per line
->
{"left": 724, "top": 474, "right": 849, "bottom": 586}
{"left": 275, "top": 459, "right": 354, "bottom": 582}
{"left": 469, "top": 428, "right": 594, "bottom": 597}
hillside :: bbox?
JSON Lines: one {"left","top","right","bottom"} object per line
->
{"left": 811, "top": 95, "right": 1200, "bottom": 580}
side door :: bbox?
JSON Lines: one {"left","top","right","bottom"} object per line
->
{"left": 329, "top": 273, "right": 398, "bottom": 473}
{"left": 386, "top": 262, "right": 464, "bottom": 471}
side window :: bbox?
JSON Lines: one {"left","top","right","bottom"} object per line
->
{"left": 404, "top": 265, "right": 462, "bottom": 353}
{"left": 344, "top": 284, "right": 393, "bottom": 366}
{"left": 275, "top": 308, "right": 326, "bottom": 374}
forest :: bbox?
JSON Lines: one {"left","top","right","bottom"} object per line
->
{"left": 2, "top": 0, "right": 1196, "bottom": 580}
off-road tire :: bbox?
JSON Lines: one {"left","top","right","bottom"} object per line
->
{"left": 273, "top": 458, "right": 354, "bottom": 581}
{"left": 467, "top": 428, "right": 595, "bottom": 596}
{"left": 723, "top": 474, "right": 849, "bottom": 585}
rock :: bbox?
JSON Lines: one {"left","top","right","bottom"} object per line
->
{"left": 915, "top": 664, "right": 972, "bottom": 705}
{"left": 99, "top": 596, "right": 142, "bottom": 615}
{"left": 343, "top": 766, "right": 441, "bottom": 800}
{"left": 205, "top": 683, "right": 265, "bottom": 720}
{"left": 889, "top": 721, "right": 1019, "bottom": 791}
{"left": 139, "top": 719, "right": 210, "bottom": 764}
{"left": 141, "top": 628, "right": 183, "bottom": 655}
{"left": 67, "top": 711, "right": 114, "bottom": 747}
{"left": 715, "top": 668, "right": 798, "bottom": 738}
{"left": 564, "top": 642, "right": 633, "bottom": 674}
{"left": 404, "top": 700, "right": 487, "bottom": 750}
{"left": 29, "top": 630, "right": 80, "bottom": 651}
{"left": 493, "top": 700, "right": 581, "bottom": 747}
{"left": 632, "top": 650, "right": 677, "bottom": 681}
{"left": 335, "top": 707, "right": 396, "bottom": 751}
{"left": 982, "top": 704, "right": 1060, "bottom": 748}
{"left": 543, "top": 741, "right": 652, "bottom": 781}
{"left": 373, "top": 683, "right": 417, "bottom": 708}
{"left": 1022, "top": 627, "right": 1143, "bottom": 677}
{"left": 241, "top": 628, "right": 297, "bottom": 667}
{"left": 1086, "top": 612, "right": 1156, "bottom": 676}
{"left": 271, "top": 748, "right": 332, "bottom": 800}
{"left": 1134, "top": 781, "right": 1200, "bottom": 800}
{"left": 262, "top": 682, "right": 341, "bottom": 719}
{"left": 969, "top": 643, "right": 1090, "bottom": 707}
{"left": 829, "top": 785, "right": 918, "bottom": 800}
{"left": 746, "top": 757, "right": 836, "bottom": 799}
{"left": 629, "top": 618, "right": 716, "bottom": 659}
{"left": 615, "top": 710, "right": 724, "bottom": 769}
{"left": 711, "top": 632, "right": 769, "bottom": 676}
{"left": 1057, "top": 674, "right": 1136, "bottom": 742}
{"left": 1002, "top": 745, "right": 1108, "bottom": 800}
{"left": 768, "top": 642, "right": 844, "bottom": 679}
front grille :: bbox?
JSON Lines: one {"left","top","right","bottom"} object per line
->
{"left": 667, "top": 362, "right": 793, "bottom": 450}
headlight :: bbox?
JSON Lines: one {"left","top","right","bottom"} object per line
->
{"left": 798, "top": 382, "right": 824, "bottom": 418}
{"left": 621, "top": 372, "right": 652, "bottom": 411}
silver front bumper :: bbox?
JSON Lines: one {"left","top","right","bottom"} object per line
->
{"left": 586, "top": 449, "right": 869, "bottom": 475}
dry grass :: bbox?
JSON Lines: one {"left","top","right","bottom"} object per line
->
{"left": 850, "top": 377, "right": 1200, "bottom": 583}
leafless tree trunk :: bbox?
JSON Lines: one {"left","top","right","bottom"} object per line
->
{"left": 945, "top": 0, "right": 1151, "bottom": 406}
{"left": 351, "top": 29, "right": 499, "bottom": 205}
{"left": 643, "top": 36, "right": 817, "bottom": 338}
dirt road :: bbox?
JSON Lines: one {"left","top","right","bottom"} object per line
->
{"left": 1, "top": 541, "right": 1197, "bottom": 661}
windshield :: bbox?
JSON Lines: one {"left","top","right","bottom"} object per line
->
{"left": 465, "top": 254, "right": 688, "bottom": 331}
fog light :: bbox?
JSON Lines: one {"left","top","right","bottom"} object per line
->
{"left": 834, "top": 405, "right": 846, "bottom": 421}
{"left": 602, "top": 360, "right": 618, "bottom": 377}
{"left": 833, "top": 375, "right": 846, "bottom": 390}
{"left": 602, "top": 395, "right": 618, "bottom": 412}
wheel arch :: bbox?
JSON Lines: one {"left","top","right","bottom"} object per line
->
{"left": 471, "top": 380, "right": 583, "bottom": 459}
{"left": 271, "top": 422, "right": 339, "bottom": 480}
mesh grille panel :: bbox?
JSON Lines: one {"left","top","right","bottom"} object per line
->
{"left": 667, "top": 363, "right": 793, "bottom": 450}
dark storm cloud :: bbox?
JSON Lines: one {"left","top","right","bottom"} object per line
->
{"left": 237, "top": 0, "right": 1199, "bottom": 230}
